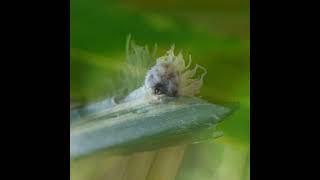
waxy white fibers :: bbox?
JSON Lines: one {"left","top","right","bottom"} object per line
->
{"left": 123, "top": 45, "right": 207, "bottom": 103}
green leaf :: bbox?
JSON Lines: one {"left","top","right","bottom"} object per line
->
{"left": 70, "top": 96, "right": 234, "bottom": 160}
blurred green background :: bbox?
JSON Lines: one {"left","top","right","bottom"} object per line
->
{"left": 71, "top": 0, "right": 249, "bottom": 179}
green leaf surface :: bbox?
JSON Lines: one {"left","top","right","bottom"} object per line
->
{"left": 70, "top": 96, "right": 234, "bottom": 160}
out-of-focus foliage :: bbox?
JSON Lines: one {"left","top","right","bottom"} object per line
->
{"left": 71, "top": 0, "right": 249, "bottom": 179}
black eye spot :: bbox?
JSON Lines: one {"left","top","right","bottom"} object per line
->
{"left": 154, "top": 83, "right": 167, "bottom": 95}
{"left": 154, "top": 87, "right": 161, "bottom": 95}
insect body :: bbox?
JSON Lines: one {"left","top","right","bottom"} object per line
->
{"left": 145, "top": 59, "right": 180, "bottom": 96}
{"left": 144, "top": 46, "right": 207, "bottom": 98}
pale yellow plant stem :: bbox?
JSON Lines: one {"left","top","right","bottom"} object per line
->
{"left": 146, "top": 144, "right": 187, "bottom": 180}
{"left": 122, "top": 151, "right": 157, "bottom": 180}
{"left": 71, "top": 151, "right": 128, "bottom": 180}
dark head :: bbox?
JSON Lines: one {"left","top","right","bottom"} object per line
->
{"left": 145, "top": 61, "right": 180, "bottom": 97}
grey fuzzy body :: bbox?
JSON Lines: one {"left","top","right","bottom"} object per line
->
{"left": 145, "top": 61, "right": 180, "bottom": 97}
